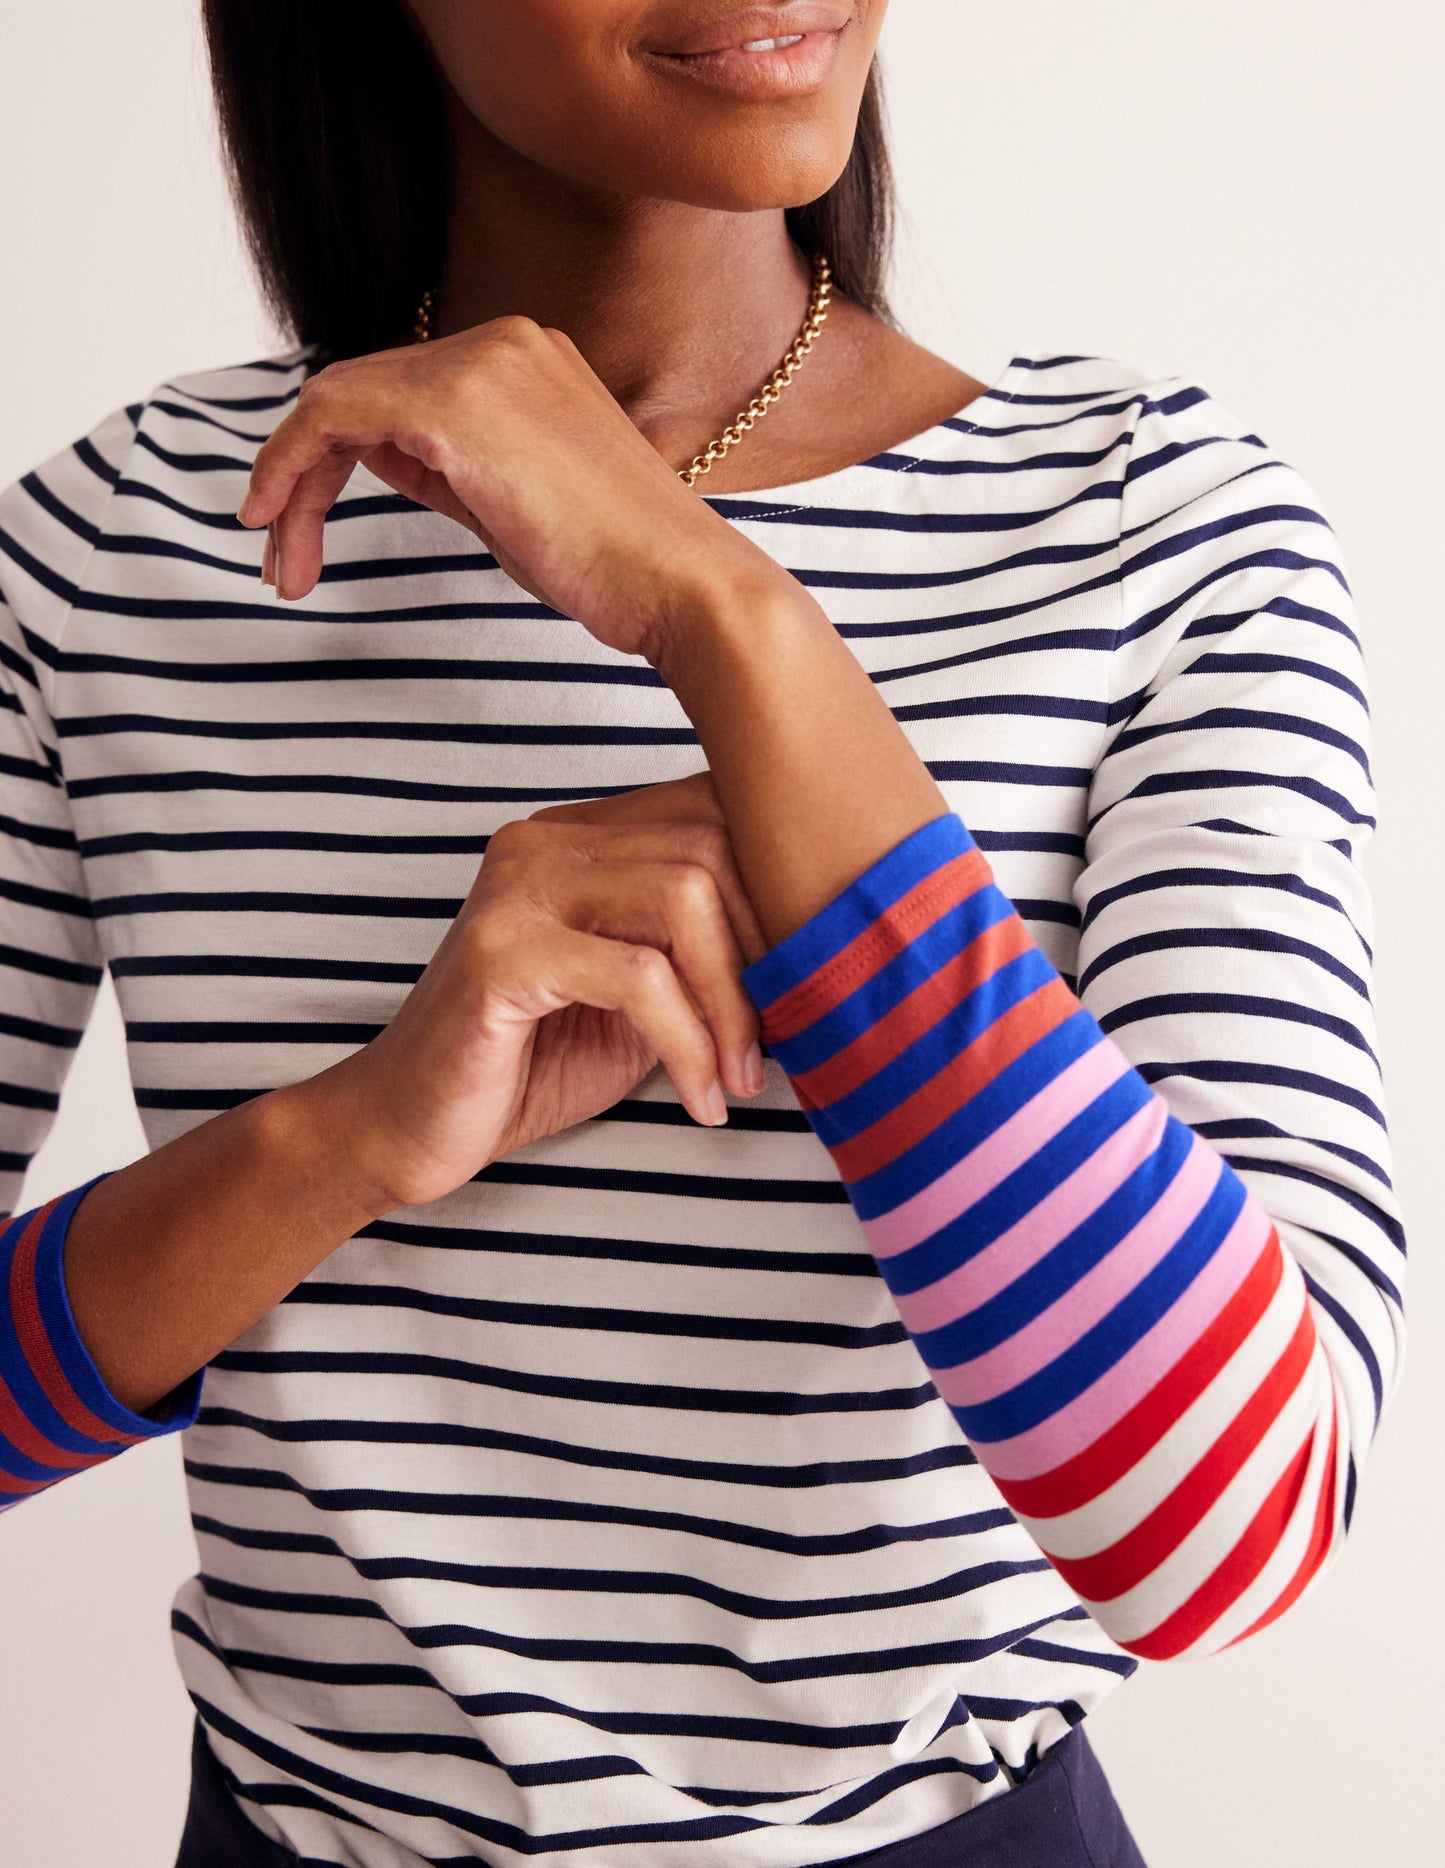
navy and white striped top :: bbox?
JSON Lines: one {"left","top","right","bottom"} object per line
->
{"left": 0, "top": 347, "right": 1403, "bottom": 1866}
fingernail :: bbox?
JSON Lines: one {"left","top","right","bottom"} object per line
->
{"left": 260, "top": 524, "right": 275, "bottom": 587}
{"left": 701, "top": 1079, "right": 728, "bottom": 1127}
{"left": 272, "top": 535, "right": 286, "bottom": 598}
{"left": 742, "top": 1041, "right": 765, "bottom": 1096}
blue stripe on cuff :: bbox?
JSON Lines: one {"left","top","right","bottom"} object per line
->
{"left": 878, "top": 1067, "right": 1155, "bottom": 1299}
{"left": 0, "top": 1206, "right": 109, "bottom": 1460}
{"left": 954, "top": 1164, "right": 1250, "bottom": 1443}
{"left": 843, "top": 1010, "right": 1109, "bottom": 1223}
{"left": 763, "top": 882, "right": 1017, "bottom": 1080}
{"left": 913, "top": 1114, "right": 1198, "bottom": 1369}
{"left": 798, "top": 946, "right": 1063, "bottom": 1153}
{"left": 741, "top": 813, "right": 972, "bottom": 1013}
{"left": 30, "top": 1172, "right": 204, "bottom": 1439}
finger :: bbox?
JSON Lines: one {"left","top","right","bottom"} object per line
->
{"left": 653, "top": 868, "right": 764, "bottom": 1099}
{"left": 646, "top": 821, "right": 768, "bottom": 969}
{"left": 535, "top": 771, "right": 724, "bottom": 830}
{"left": 534, "top": 927, "right": 728, "bottom": 1127}
{"left": 237, "top": 369, "right": 410, "bottom": 528}
{"left": 555, "top": 858, "right": 763, "bottom": 1099}
{"left": 270, "top": 445, "right": 369, "bottom": 600}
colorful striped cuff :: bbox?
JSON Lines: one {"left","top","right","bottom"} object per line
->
{"left": 0, "top": 1171, "right": 202, "bottom": 1507}
{"left": 741, "top": 812, "right": 1338, "bottom": 1658}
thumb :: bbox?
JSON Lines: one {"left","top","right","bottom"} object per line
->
{"left": 360, "top": 441, "right": 476, "bottom": 532}
{"left": 361, "top": 442, "right": 559, "bottom": 610}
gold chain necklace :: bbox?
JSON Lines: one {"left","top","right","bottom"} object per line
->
{"left": 411, "top": 251, "right": 833, "bottom": 489}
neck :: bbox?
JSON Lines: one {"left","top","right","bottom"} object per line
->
{"left": 428, "top": 108, "right": 817, "bottom": 463}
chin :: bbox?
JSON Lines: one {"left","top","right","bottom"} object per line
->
{"left": 639, "top": 128, "right": 856, "bottom": 216}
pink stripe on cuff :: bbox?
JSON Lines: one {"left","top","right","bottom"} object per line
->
{"left": 924, "top": 1129, "right": 1221, "bottom": 1401}
{"left": 968, "top": 1197, "right": 1277, "bottom": 1483}
{"left": 862, "top": 1038, "right": 1132, "bottom": 1259}
{"left": 892, "top": 1097, "right": 1168, "bottom": 1334}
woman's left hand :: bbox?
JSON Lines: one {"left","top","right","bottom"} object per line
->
{"left": 235, "top": 318, "right": 789, "bottom": 662}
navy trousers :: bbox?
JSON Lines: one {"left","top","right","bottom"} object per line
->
{"left": 176, "top": 1716, "right": 1147, "bottom": 1866}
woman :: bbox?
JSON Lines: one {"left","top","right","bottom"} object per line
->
{"left": 0, "top": 2, "right": 1404, "bottom": 1863}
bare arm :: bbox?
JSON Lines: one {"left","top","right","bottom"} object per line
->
{"left": 59, "top": 1074, "right": 377, "bottom": 1417}
{"left": 647, "top": 568, "right": 946, "bottom": 942}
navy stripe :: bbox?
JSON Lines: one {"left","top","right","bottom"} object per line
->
{"left": 191, "top": 1411, "right": 977, "bottom": 1494}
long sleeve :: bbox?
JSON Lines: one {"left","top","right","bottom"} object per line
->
{"left": 740, "top": 390, "right": 1403, "bottom": 1662}
{"left": 1, "top": 402, "right": 201, "bottom": 1505}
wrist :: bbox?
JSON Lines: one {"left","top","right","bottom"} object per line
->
{"left": 648, "top": 558, "right": 826, "bottom": 694}
{"left": 641, "top": 539, "right": 950, "bottom": 950}
{"left": 250, "top": 1067, "right": 396, "bottom": 1231}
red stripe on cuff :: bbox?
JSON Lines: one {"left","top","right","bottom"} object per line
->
{"left": 1050, "top": 1300, "right": 1317, "bottom": 1603}
{"left": 1226, "top": 1414, "right": 1340, "bottom": 1648}
{"left": 0, "top": 1366, "right": 113, "bottom": 1475}
{"left": 8, "top": 1205, "right": 144, "bottom": 1451}
{"left": 996, "top": 1234, "right": 1284, "bottom": 1519}
{"left": 0, "top": 1457, "right": 103, "bottom": 1498}
{"left": 790, "top": 913, "right": 1034, "bottom": 1108}
{"left": 758, "top": 848, "right": 991, "bottom": 1042}
{"left": 1124, "top": 1416, "right": 1329, "bottom": 1660}
{"left": 828, "top": 974, "right": 1079, "bottom": 1185}
{"left": 0, "top": 1469, "right": 50, "bottom": 1497}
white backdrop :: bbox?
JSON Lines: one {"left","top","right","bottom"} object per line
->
{"left": 2, "top": 3, "right": 1440, "bottom": 1863}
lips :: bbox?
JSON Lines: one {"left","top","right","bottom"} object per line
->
{"left": 648, "top": 3, "right": 852, "bottom": 59}
{"left": 646, "top": 32, "right": 844, "bottom": 101}
{"left": 642, "top": 3, "right": 852, "bottom": 99}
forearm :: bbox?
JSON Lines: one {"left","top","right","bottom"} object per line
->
{"left": 734, "top": 811, "right": 1357, "bottom": 1658}
{"left": 655, "top": 570, "right": 947, "bottom": 945}
{"left": 57, "top": 1067, "right": 380, "bottom": 1417}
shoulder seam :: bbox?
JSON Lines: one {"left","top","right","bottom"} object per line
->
{"left": 1108, "top": 389, "right": 1158, "bottom": 724}
{"left": 44, "top": 395, "right": 148, "bottom": 739}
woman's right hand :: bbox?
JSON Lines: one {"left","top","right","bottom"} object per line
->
{"left": 315, "top": 773, "right": 769, "bottom": 1221}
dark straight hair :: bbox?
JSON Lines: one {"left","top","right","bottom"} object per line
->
{"left": 200, "top": 1, "right": 896, "bottom": 366}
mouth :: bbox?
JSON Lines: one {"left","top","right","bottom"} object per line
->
{"left": 644, "top": 5, "right": 851, "bottom": 99}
